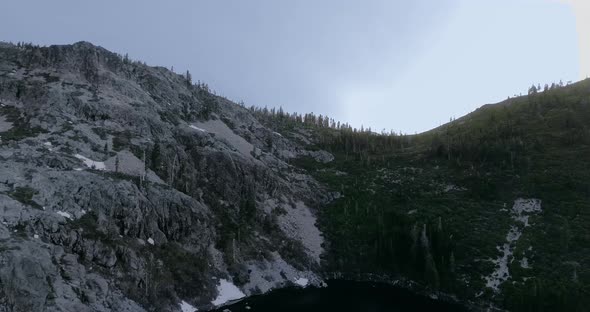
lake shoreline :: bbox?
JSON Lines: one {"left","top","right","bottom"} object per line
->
{"left": 210, "top": 279, "right": 484, "bottom": 312}
{"left": 325, "top": 272, "right": 507, "bottom": 312}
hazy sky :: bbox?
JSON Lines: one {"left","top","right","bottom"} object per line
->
{"left": 566, "top": 0, "right": 590, "bottom": 80}
{"left": 0, "top": 0, "right": 582, "bottom": 133}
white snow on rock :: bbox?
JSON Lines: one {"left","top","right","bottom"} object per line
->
{"left": 512, "top": 198, "right": 542, "bottom": 213}
{"left": 513, "top": 214, "right": 530, "bottom": 227}
{"left": 147, "top": 238, "right": 154, "bottom": 245}
{"left": 180, "top": 300, "right": 197, "bottom": 312}
{"left": 272, "top": 200, "right": 324, "bottom": 263}
{"left": 189, "top": 125, "right": 207, "bottom": 132}
{"left": 444, "top": 184, "right": 466, "bottom": 192}
{"left": 294, "top": 277, "right": 309, "bottom": 287}
{"left": 56, "top": 211, "right": 72, "bottom": 220}
{"left": 43, "top": 142, "right": 54, "bottom": 151}
{"left": 104, "top": 150, "right": 164, "bottom": 184}
{"left": 484, "top": 198, "right": 542, "bottom": 292}
{"left": 240, "top": 252, "right": 321, "bottom": 295}
{"left": 74, "top": 154, "right": 105, "bottom": 170}
{"left": 485, "top": 226, "right": 520, "bottom": 291}
{"left": 272, "top": 131, "right": 283, "bottom": 137}
{"left": 0, "top": 116, "right": 12, "bottom": 132}
{"left": 511, "top": 198, "right": 542, "bottom": 227}
{"left": 505, "top": 225, "right": 522, "bottom": 242}
{"left": 520, "top": 257, "right": 530, "bottom": 269}
{"left": 192, "top": 120, "right": 254, "bottom": 158}
{"left": 211, "top": 279, "right": 245, "bottom": 306}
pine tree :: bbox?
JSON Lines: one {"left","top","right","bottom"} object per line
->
{"left": 150, "top": 142, "right": 161, "bottom": 172}
{"left": 185, "top": 70, "right": 192, "bottom": 87}
{"left": 528, "top": 84, "right": 538, "bottom": 95}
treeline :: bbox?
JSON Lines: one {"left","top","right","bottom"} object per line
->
{"left": 250, "top": 105, "right": 415, "bottom": 161}
{"left": 248, "top": 78, "right": 590, "bottom": 170}
{"left": 249, "top": 105, "right": 355, "bottom": 131}
{"left": 527, "top": 80, "right": 570, "bottom": 96}
{"left": 424, "top": 81, "right": 590, "bottom": 171}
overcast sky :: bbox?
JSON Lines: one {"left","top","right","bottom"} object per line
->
{"left": 0, "top": 0, "right": 582, "bottom": 133}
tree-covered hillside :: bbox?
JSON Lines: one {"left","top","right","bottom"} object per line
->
{"left": 253, "top": 79, "right": 590, "bottom": 311}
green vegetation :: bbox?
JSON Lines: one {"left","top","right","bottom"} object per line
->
{"left": 34, "top": 72, "right": 60, "bottom": 83}
{"left": 257, "top": 80, "right": 590, "bottom": 310}
{"left": 0, "top": 105, "right": 46, "bottom": 142}
{"left": 8, "top": 186, "right": 41, "bottom": 209}
{"left": 153, "top": 243, "right": 212, "bottom": 298}
{"left": 70, "top": 211, "right": 118, "bottom": 246}
{"left": 112, "top": 132, "right": 131, "bottom": 151}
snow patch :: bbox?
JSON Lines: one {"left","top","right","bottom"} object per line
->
{"left": 189, "top": 125, "right": 207, "bottom": 132}
{"left": 513, "top": 215, "right": 530, "bottom": 227}
{"left": 485, "top": 226, "right": 520, "bottom": 291}
{"left": 180, "top": 300, "right": 197, "bottom": 312}
{"left": 510, "top": 199, "right": 542, "bottom": 227}
{"left": 104, "top": 150, "right": 164, "bottom": 184}
{"left": 444, "top": 184, "right": 466, "bottom": 192}
{"left": 192, "top": 120, "right": 254, "bottom": 158}
{"left": 0, "top": 116, "right": 13, "bottom": 132}
{"left": 484, "top": 198, "right": 541, "bottom": 292}
{"left": 294, "top": 277, "right": 309, "bottom": 287}
{"left": 511, "top": 198, "right": 542, "bottom": 227}
{"left": 211, "top": 279, "right": 245, "bottom": 306}
{"left": 520, "top": 257, "right": 530, "bottom": 269}
{"left": 273, "top": 201, "right": 324, "bottom": 263}
{"left": 241, "top": 252, "right": 321, "bottom": 295}
{"left": 512, "top": 198, "right": 542, "bottom": 213}
{"left": 43, "top": 142, "right": 54, "bottom": 151}
{"left": 56, "top": 211, "right": 72, "bottom": 220}
{"left": 74, "top": 154, "right": 105, "bottom": 170}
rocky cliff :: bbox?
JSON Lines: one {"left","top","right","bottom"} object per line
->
{"left": 0, "top": 41, "right": 332, "bottom": 311}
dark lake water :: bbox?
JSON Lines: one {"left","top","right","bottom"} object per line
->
{"left": 212, "top": 280, "right": 468, "bottom": 312}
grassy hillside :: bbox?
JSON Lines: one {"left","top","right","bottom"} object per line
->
{"left": 255, "top": 79, "right": 590, "bottom": 311}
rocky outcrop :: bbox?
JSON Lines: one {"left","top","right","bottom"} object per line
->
{"left": 0, "top": 42, "right": 332, "bottom": 311}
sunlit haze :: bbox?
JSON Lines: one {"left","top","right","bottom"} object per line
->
{"left": 564, "top": 0, "right": 590, "bottom": 79}
{"left": 0, "top": 0, "right": 581, "bottom": 133}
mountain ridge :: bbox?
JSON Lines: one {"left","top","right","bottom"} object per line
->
{"left": 0, "top": 40, "right": 332, "bottom": 311}
{"left": 0, "top": 40, "right": 588, "bottom": 311}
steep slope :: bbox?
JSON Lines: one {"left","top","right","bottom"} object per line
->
{"left": 254, "top": 80, "right": 590, "bottom": 311}
{"left": 0, "top": 42, "right": 333, "bottom": 311}
{"left": 1, "top": 40, "right": 588, "bottom": 312}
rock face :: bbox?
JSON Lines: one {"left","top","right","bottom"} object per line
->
{"left": 0, "top": 42, "right": 331, "bottom": 311}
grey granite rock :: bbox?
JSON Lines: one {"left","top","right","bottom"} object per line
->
{"left": 0, "top": 41, "right": 332, "bottom": 311}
